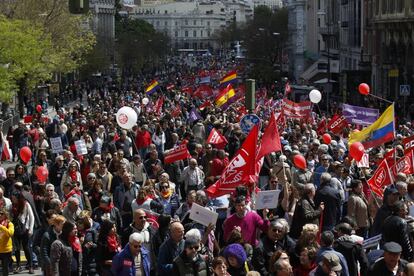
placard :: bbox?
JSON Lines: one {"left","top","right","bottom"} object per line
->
{"left": 74, "top": 140, "right": 88, "bottom": 155}
{"left": 255, "top": 190, "right": 281, "bottom": 210}
{"left": 50, "top": 137, "right": 63, "bottom": 154}
{"left": 189, "top": 203, "right": 218, "bottom": 227}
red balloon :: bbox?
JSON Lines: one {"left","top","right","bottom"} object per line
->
{"left": 293, "top": 154, "right": 307, "bottom": 170}
{"left": 349, "top": 142, "right": 365, "bottom": 161}
{"left": 36, "top": 105, "right": 42, "bottom": 113}
{"left": 19, "top": 146, "right": 32, "bottom": 164}
{"left": 322, "top": 133, "right": 332, "bottom": 144}
{"left": 36, "top": 166, "right": 49, "bottom": 184}
{"left": 358, "top": 83, "right": 370, "bottom": 95}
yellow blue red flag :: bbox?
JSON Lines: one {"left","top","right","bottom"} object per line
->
{"left": 219, "top": 71, "right": 237, "bottom": 86}
{"left": 348, "top": 103, "right": 395, "bottom": 148}
{"left": 145, "top": 80, "right": 159, "bottom": 95}
{"left": 215, "top": 84, "right": 236, "bottom": 108}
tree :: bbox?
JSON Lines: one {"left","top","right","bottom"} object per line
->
{"left": 0, "top": 16, "right": 54, "bottom": 113}
{"left": 243, "top": 6, "right": 288, "bottom": 84}
{"left": 0, "top": 0, "right": 95, "bottom": 114}
{"left": 115, "top": 18, "right": 170, "bottom": 76}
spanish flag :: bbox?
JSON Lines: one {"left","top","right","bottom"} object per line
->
{"left": 215, "top": 84, "right": 236, "bottom": 108}
{"left": 145, "top": 80, "right": 159, "bottom": 95}
{"left": 348, "top": 103, "right": 395, "bottom": 149}
{"left": 219, "top": 71, "right": 237, "bottom": 86}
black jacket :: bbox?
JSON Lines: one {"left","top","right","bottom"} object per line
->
{"left": 315, "top": 183, "right": 341, "bottom": 231}
{"left": 381, "top": 214, "right": 414, "bottom": 261}
{"left": 334, "top": 236, "right": 368, "bottom": 276}
{"left": 290, "top": 196, "right": 321, "bottom": 239}
{"left": 40, "top": 227, "right": 58, "bottom": 271}
{"left": 81, "top": 228, "right": 98, "bottom": 276}
{"left": 91, "top": 206, "right": 123, "bottom": 235}
{"left": 252, "top": 235, "right": 296, "bottom": 276}
{"left": 368, "top": 257, "right": 408, "bottom": 276}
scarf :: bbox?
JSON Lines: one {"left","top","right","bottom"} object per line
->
{"left": 64, "top": 188, "right": 81, "bottom": 202}
{"left": 107, "top": 233, "right": 120, "bottom": 253}
{"left": 161, "top": 189, "right": 172, "bottom": 199}
{"left": 136, "top": 196, "right": 150, "bottom": 206}
{"left": 69, "top": 235, "right": 82, "bottom": 253}
{"left": 69, "top": 170, "right": 78, "bottom": 182}
{"left": 101, "top": 202, "right": 114, "bottom": 213}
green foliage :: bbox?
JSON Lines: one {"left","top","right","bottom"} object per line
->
{"left": 115, "top": 18, "right": 170, "bottom": 75}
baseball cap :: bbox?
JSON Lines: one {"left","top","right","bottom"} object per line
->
{"left": 383, "top": 242, "right": 402, "bottom": 254}
{"left": 320, "top": 252, "right": 342, "bottom": 272}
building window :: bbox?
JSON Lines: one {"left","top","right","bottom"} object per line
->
{"left": 318, "top": 17, "right": 321, "bottom": 27}
{"left": 156, "top": 21, "right": 160, "bottom": 26}
{"left": 165, "top": 21, "right": 168, "bottom": 26}
{"left": 207, "top": 30, "right": 211, "bottom": 36}
{"left": 185, "top": 30, "right": 188, "bottom": 37}
{"left": 185, "top": 20, "right": 188, "bottom": 25}
{"left": 382, "top": 0, "right": 387, "bottom": 14}
{"left": 165, "top": 10, "right": 168, "bottom": 14}
{"left": 175, "top": 31, "right": 178, "bottom": 37}
{"left": 207, "top": 21, "right": 210, "bottom": 26}
{"left": 194, "top": 20, "right": 196, "bottom": 25}
{"left": 175, "top": 21, "right": 178, "bottom": 26}
{"left": 201, "top": 30, "right": 203, "bottom": 37}
{"left": 193, "top": 30, "right": 197, "bottom": 37}
{"left": 397, "top": 0, "right": 403, "bottom": 12}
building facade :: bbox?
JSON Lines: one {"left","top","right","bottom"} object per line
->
{"left": 130, "top": 1, "right": 253, "bottom": 50}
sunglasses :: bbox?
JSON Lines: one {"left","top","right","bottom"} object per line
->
{"left": 131, "top": 244, "right": 142, "bottom": 249}
{"left": 160, "top": 186, "right": 169, "bottom": 189}
{"left": 139, "top": 216, "right": 147, "bottom": 220}
{"left": 272, "top": 228, "right": 283, "bottom": 233}
{"left": 270, "top": 181, "right": 278, "bottom": 184}
{"left": 189, "top": 246, "right": 199, "bottom": 250}
{"left": 47, "top": 189, "right": 54, "bottom": 192}
{"left": 88, "top": 177, "right": 96, "bottom": 180}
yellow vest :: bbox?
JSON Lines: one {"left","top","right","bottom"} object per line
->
{"left": 0, "top": 222, "right": 14, "bottom": 253}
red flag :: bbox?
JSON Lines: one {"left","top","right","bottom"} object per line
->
{"left": 276, "top": 111, "right": 286, "bottom": 133}
{"left": 154, "top": 96, "right": 164, "bottom": 115}
{"left": 317, "top": 119, "right": 327, "bottom": 135}
{"left": 367, "top": 159, "right": 394, "bottom": 192}
{"left": 199, "top": 101, "right": 212, "bottom": 111}
{"left": 1, "top": 142, "right": 10, "bottom": 161}
{"left": 193, "top": 84, "right": 213, "bottom": 98}
{"left": 171, "top": 105, "right": 181, "bottom": 117}
{"left": 166, "top": 84, "right": 175, "bottom": 90}
{"left": 206, "top": 125, "right": 259, "bottom": 198}
{"left": 181, "top": 86, "right": 193, "bottom": 95}
{"left": 164, "top": 144, "right": 191, "bottom": 164}
{"left": 257, "top": 112, "right": 282, "bottom": 160}
{"left": 327, "top": 114, "right": 348, "bottom": 135}
{"left": 403, "top": 135, "right": 414, "bottom": 150}
{"left": 383, "top": 149, "right": 396, "bottom": 167}
{"left": 206, "top": 128, "right": 228, "bottom": 149}
{"left": 391, "top": 150, "right": 414, "bottom": 178}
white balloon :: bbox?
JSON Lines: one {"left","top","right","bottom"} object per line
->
{"left": 116, "top": 106, "right": 137, "bottom": 130}
{"left": 142, "top": 97, "right": 149, "bottom": 105}
{"left": 309, "top": 89, "right": 322, "bottom": 104}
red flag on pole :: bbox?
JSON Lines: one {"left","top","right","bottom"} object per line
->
{"left": 206, "top": 128, "right": 228, "bottom": 149}
{"left": 391, "top": 150, "right": 414, "bottom": 178}
{"left": 206, "top": 125, "right": 259, "bottom": 198}
{"left": 154, "top": 96, "right": 164, "bottom": 115}
{"left": 367, "top": 159, "right": 394, "bottom": 198}
{"left": 257, "top": 112, "right": 282, "bottom": 160}
{"left": 164, "top": 144, "right": 191, "bottom": 164}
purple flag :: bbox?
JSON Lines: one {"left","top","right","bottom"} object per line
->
{"left": 189, "top": 107, "right": 202, "bottom": 123}
{"left": 342, "top": 103, "right": 379, "bottom": 125}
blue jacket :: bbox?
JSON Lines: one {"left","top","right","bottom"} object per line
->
{"left": 157, "top": 238, "right": 185, "bottom": 276}
{"left": 111, "top": 243, "right": 151, "bottom": 276}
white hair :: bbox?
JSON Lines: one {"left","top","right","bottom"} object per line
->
{"left": 46, "top": 184, "right": 54, "bottom": 190}
{"left": 129, "top": 232, "right": 144, "bottom": 244}
{"left": 185, "top": 228, "right": 201, "bottom": 242}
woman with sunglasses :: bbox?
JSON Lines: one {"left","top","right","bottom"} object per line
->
{"left": 172, "top": 237, "right": 209, "bottom": 276}
{"left": 0, "top": 208, "right": 14, "bottom": 276}
{"left": 60, "top": 162, "right": 82, "bottom": 193}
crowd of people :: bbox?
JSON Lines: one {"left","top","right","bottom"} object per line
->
{"left": 0, "top": 68, "right": 413, "bottom": 276}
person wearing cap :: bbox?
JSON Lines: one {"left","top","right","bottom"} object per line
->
{"left": 368, "top": 242, "right": 408, "bottom": 276}
{"left": 372, "top": 186, "right": 400, "bottom": 236}
{"left": 223, "top": 243, "right": 251, "bottom": 275}
{"left": 310, "top": 252, "right": 342, "bottom": 276}
{"left": 172, "top": 236, "right": 209, "bottom": 275}
{"left": 381, "top": 201, "right": 414, "bottom": 261}
{"left": 91, "top": 195, "right": 122, "bottom": 234}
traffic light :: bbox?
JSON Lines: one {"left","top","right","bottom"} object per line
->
{"left": 69, "top": 0, "right": 89, "bottom": 14}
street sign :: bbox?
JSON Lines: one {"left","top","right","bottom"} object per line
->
{"left": 240, "top": 114, "right": 261, "bottom": 134}
{"left": 400, "top": 85, "right": 410, "bottom": 96}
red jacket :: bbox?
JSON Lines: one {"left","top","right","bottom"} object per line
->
{"left": 135, "top": 130, "right": 151, "bottom": 149}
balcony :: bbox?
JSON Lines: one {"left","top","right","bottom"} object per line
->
{"left": 319, "top": 25, "right": 339, "bottom": 37}
{"left": 341, "top": 21, "right": 349, "bottom": 28}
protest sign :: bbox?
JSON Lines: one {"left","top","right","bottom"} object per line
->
{"left": 74, "top": 140, "right": 88, "bottom": 155}
{"left": 255, "top": 190, "right": 281, "bottom": 210}
{"left": 189, "top": 203, "right": 218, "bottom": 227}
{"left": 50, "top": 137, "right": 63, "bottom": 154}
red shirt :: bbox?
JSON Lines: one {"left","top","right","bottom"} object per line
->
{"left": 135, "top": 130, "right": 151, "bottom": 149}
